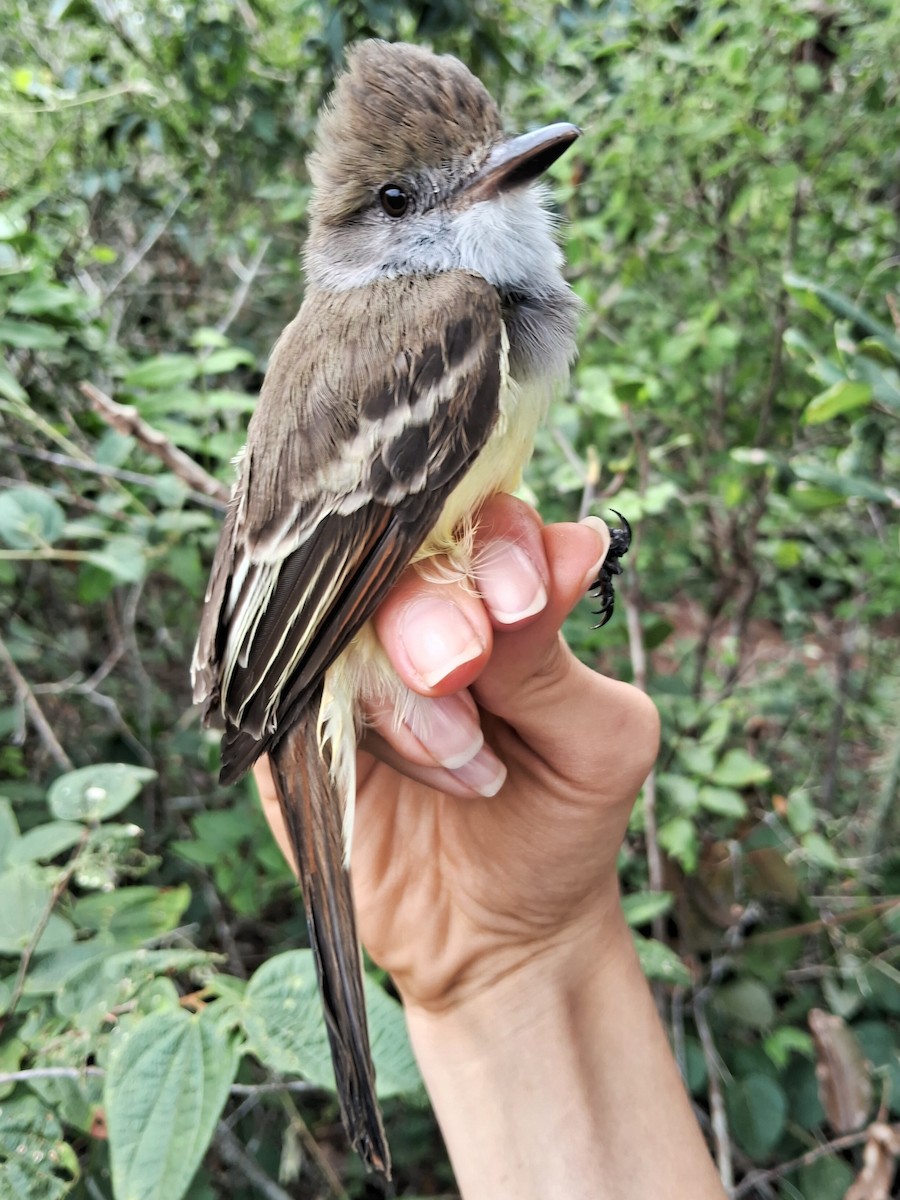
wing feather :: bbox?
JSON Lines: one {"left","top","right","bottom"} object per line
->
{"left": 192, "top": 271, "right": 503, "bottom": 783}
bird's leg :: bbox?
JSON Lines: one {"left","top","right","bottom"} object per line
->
{"left": 588, "top": 510, "right": 631, "bottom": 628}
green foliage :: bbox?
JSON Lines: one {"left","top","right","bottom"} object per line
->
{"left": 1, "top": 0, "right": 899, "bottom": 1194}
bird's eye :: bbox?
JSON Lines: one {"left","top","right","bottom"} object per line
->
{"left": 379, "top": 185, "right": 410, "bottom": 218}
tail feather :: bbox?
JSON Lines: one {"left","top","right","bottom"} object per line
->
{"left": 270, "top": 704, "right": 390, "bottom": 1177}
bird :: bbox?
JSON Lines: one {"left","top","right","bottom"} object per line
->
{"left": 192, "top": 39, "right": 628, "bottom": 1175}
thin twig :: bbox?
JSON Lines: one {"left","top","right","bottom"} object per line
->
{"left": 102, "top": 185, "right": 190, "bottom": 299}
{"left": 3, "top": 438, "right": 225, "bottom": 511}
{"left": 0, "top": 1067, "right": 104, "bottom": 1085}
{"left": 733, "top": 1125, "right": 899, "bottom": 1198}
{"left": 1, "top": 828, "right": 91, "bottom": 1027}
{"left": 0, "top": 1065, "right": 319, "bottom": 1099}
{"left": 864, "top": 700, "right": 900, "bottom": 865}
{"left": 695, "top": 994, "right": 734, "bottom": 1194}
{"left": 0, "top": 632, "right": 73, "bottom": 770}
{"left": 279, "top": 1092, "right": 351, "bottom": 1200}
{"left": 213, "top": 1121, "right": 296, "bottom": 1200}
{"left": 81, "top": 382, "right": 230, "bottom": 504}
{"left": 229, "top": 1080, "right": 319, "bottom": 1097}
{"left": 215, "top": 237, "right": 272, "bottom": 335}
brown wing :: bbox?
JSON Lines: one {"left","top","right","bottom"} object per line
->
{"left": 192, "top": 272, "right": 503, "bottom": 783}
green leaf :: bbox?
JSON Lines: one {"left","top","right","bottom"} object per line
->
{"left": 801, "top": 832, "right": 840, "bottom": 869}
{"left": 123, "top": 354, "right": 199, "bottom": 389}
{"left": 791, "top": 461, "right": 899, "bottom": 504}
{"left": 803, "top": 379, "right": 872, "bottom": 424}
{"left": 0, "top": 1094, "right": 79, "bottom": 1199}
{"left": 0, "top": 864, "right": 52, "bottom": 954}
{"left": 798, "top": 1155, "right": 855, "bottom": 1200}
{"left": 764, "top": 1026, "right": 814, "bottom": 1069}
{"left": 710, "top": 749, "right": 771, "bottom": 788}
{"left": 7, "top": 820, "right": 84, "bottom": 864}
{"left": 675, "top": 743, "right": 716, "bottom": 779}
{"left": 0, "top": 317, "right": 67, "bottom": 350}
{"left": 0, "top": 361, "right": 29, "bottom": 402}
{"left": 106, "top": 1008, "right": 238, "bottom": 1200}
{"left": 631, "top": 934, "right": 691, "bottom": 986}
{"left": 657, "top": 816, "right": 698, "bottom": 871}
{"left": 698, "top": 786, "right": 748, "bottom": 819}
{"left": 622, "top": 891, "right": 674, "bottom": 927}
{"left": 713, "top": 979, "right": 776, "bottom": 1030}
{"left": 198, "top": 346, "right": 255, "bottom": 374}
{"left": 84, "top": 535, "right": 147, "bottom": 584}
{"left": 363, "top": 974, "right": 423, "bottom": 1097}
{"left": 0, "top": 486, "right": 65, "bottom": 549}
{"left": 725, "top": 1073, "right": 787, "bottom": 1159}
{"left": 9, "top": 280, "right": 82, "bottom": 316}
{"left": 786, "top": 791, "right": 816, "bottom": 836}
{"left": 656, "top": 773, "right": 700, "bottom": 814}
{"left": 73, "top": 885, "right": 191, "bottom": 944}
{"left": 47, "top": 763, "right": 156, "bottom": 822}
{"left": 0, "top": 798, "right": 21, "bottom": 869}
{"left": 56, "top": 948, "right": 217, "bottom": 1028}
{"left": 242, "top": 950, "right": 420, "bottom": 1098}
{"left": 784, "top": 274, "right": 900, "bottom": 359}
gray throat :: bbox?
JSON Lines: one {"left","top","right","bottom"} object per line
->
{"left": 501, "top": 285, "right": 581, "bottom": 383}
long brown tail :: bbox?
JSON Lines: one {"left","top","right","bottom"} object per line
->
{"left": 269, "top": 703, "right": 390, "bottom": 1177}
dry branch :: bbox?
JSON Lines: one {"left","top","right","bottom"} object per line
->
{"left": 81, "top": 381, "right": 230, "bottom": 504}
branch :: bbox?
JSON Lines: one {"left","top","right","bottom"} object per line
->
{"left": 81, "top": 382, "right": 230, "bottom": 504}
{"left": 101, "top": 185, "right": 189, "bottom": 299}
{"left": 0, "top": 632, "right": 73, "bottom": 771}
{"left": 3, "top": 438, "right": 225, "bottom": 511}
{"left": 0, "top": 1067, "right": 104, "bottom": 1085}
{"left": 1, "top": 827, "right": 91, "bottom": 1027}
{"left": 213, "top": 1122, "right": 296, "bottom": 1200}
{"left": 695, "top": 995, "right": 734, "bottom": 1193}
{"left": 0, "top": 1064, "right": 318, "bottom": 1100}
{"left": 733, "top": 1125, "right": 900, "bottom": 1198}
{"left": 216, "top": 237, "right": 272, "bottom": 336}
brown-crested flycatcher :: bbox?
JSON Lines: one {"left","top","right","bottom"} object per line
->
{"left": 193, "top": 39, "right": 627, "bottom": 1175}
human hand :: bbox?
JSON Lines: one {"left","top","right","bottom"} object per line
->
{"left": 255, "top": 494, "right": 660, "bottom": 1013}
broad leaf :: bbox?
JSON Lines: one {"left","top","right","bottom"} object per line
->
{"left": 242, "top": 950, "right": 421, "bottom": 1098}
{"left": 47, "top": 763, "right": 156, "bottom": 822}
{"left": 725, "top": 1073, "right": 787, "bottom": 1159}
{"left": 0, "top": 1094, "right": 79, "bottom": 1199}
{"left": 106, "top": 1008, "right": 238, "bottom": 1200}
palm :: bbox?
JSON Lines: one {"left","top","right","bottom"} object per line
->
{"left": 351, "top": 660, "right": 653, "bottom": 1010}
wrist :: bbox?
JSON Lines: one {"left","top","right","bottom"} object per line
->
{"left": 402, "top": 906, "right": 726, "bottom": 1200}
{"left": 403, "top": 908, "right": 636, "bottom": 1200}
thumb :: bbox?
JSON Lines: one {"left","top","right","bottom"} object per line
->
{"left": 472, "top": 518, "right": 639, "bottom": 775}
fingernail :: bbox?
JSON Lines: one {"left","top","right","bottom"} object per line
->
{"left": 400, "top": 598, "right": 485, "bottom": 689}
{"left": 404, "top": 692, "right": 484, "bottom": 770}
{"left": 453, "top": 745, "right": 508, "bottom": 797}
{"left": 579, "top": 517, "right": 611, "bottom": 590}
{"left": 477, "top": 540, "right": 547, "bottom": 625}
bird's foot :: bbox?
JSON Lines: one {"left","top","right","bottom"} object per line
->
{"left": 588, "top": 510, "right": 631, "bottom": 628}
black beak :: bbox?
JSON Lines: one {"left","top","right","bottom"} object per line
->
{"left": 463, "top": 122, "right": 581, "bottom": 202}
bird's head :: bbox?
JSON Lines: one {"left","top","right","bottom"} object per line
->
{"left": 304, "top": 41, "right": 579, "bottom": 297}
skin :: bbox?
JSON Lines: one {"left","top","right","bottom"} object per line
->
{"left": 255, "top": 494, "right": 727, "bottom": 1200}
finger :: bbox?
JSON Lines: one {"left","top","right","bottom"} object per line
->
{"left": 371, "top": 570, "right": 492, "bottom": 697}
{"left": 361, "top": 687, "right": 507, "bottom": 797}
{"left": 372, "top": 495, "right": 552, "bottom": 696}
{"left": 473, "top": 519, "right": 660, "bottom": 791}
{"left": 469, "top": 494, "right": 550, "bottom": 628}
{"left": 359, "top": 728, "right": 506, "bottom": 798}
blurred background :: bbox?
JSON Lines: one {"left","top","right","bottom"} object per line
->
{"left": 1, "top": 1, "right": 898, "bottom": 1197}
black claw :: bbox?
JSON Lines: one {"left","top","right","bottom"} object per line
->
{"left": 588, "top": 509, "right": 631, "bottom": 628}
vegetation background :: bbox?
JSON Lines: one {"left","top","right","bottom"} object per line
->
{"left": 1, "top": 0, "right": 898, "bottom": 1197}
